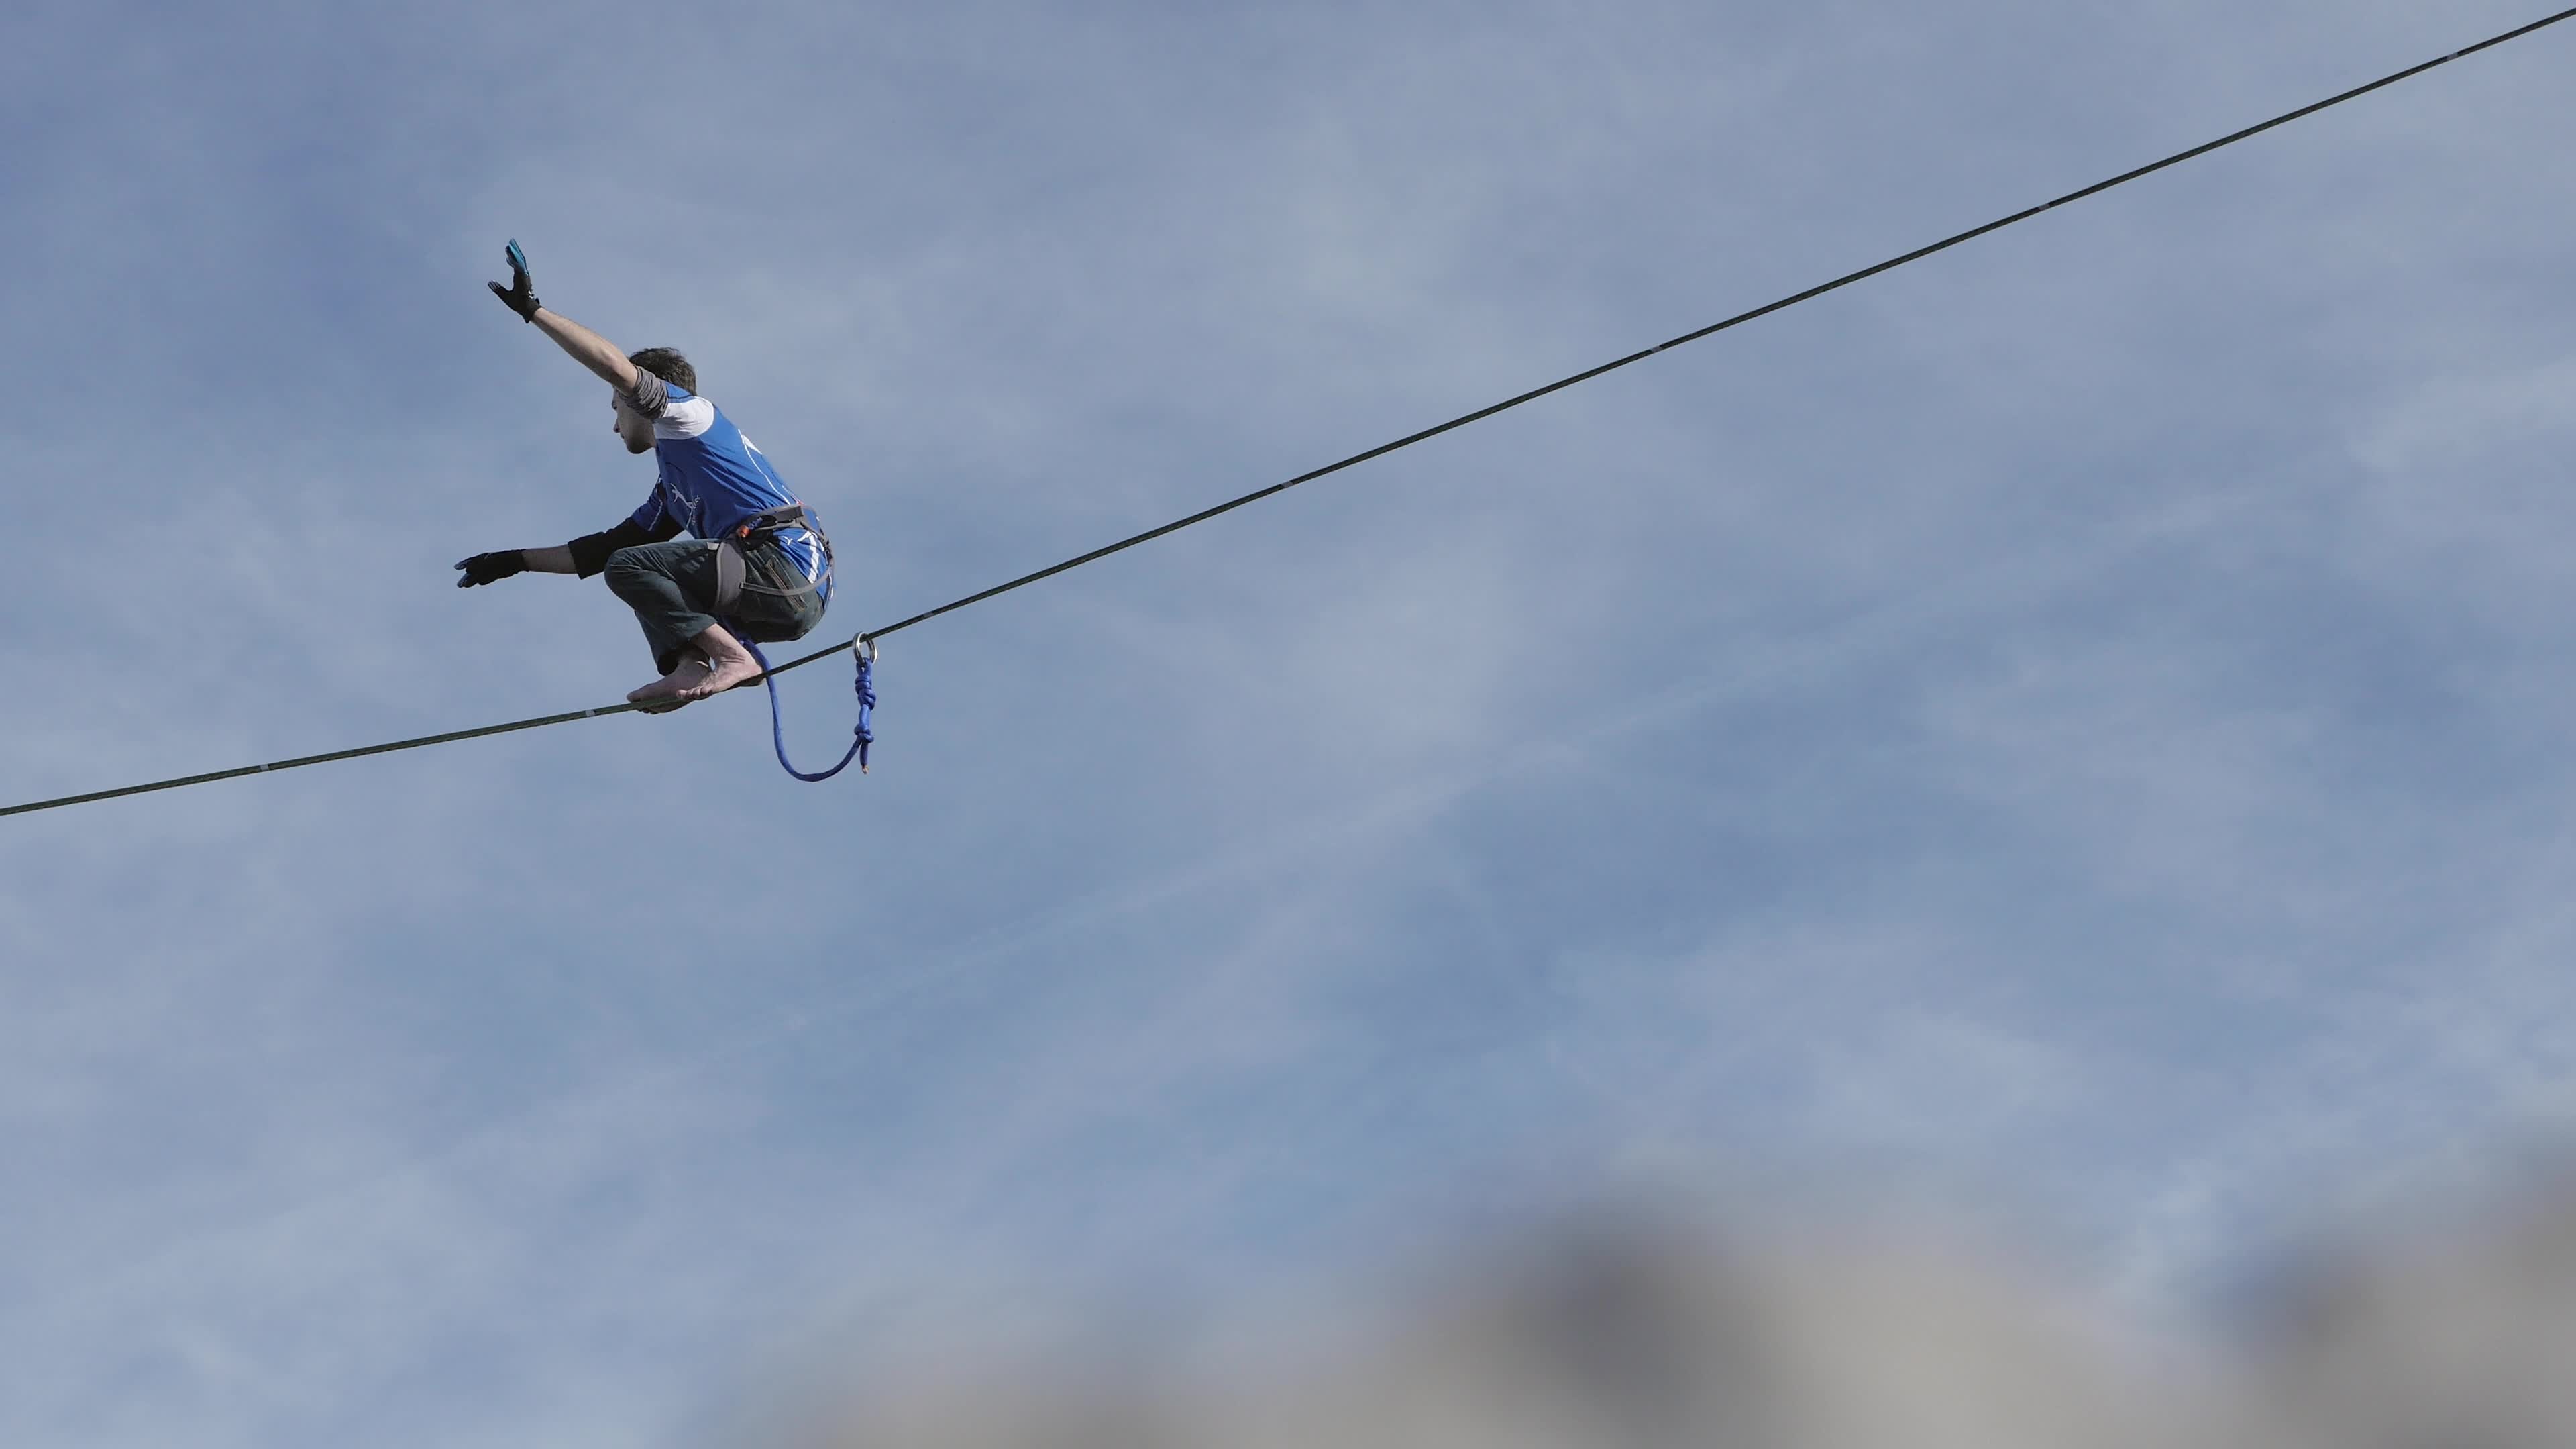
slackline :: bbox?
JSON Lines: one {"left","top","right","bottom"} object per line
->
{"left": 8, "top": 5, "right": 2571, "bottom": 822}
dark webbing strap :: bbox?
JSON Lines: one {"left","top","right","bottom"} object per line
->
{"left": 7, "top": 7, "right": 2571, "bottom": 820}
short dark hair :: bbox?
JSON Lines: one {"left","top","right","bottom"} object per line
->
{"left": 627, "top": 347, "right": 696, "bottom": 394}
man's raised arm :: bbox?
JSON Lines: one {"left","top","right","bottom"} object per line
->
{"left": 488, "top": 240, "right": 639, "bottom": 392}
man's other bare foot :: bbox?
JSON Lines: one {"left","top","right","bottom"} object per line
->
{"left": 676, "top": 627, "right": 763, "bottom": 701}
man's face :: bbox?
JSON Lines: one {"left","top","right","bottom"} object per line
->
{"left": 611, "top": 394, "right": 655, "bottom": 455}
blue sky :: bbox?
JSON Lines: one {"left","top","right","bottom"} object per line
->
{"left": 7, "top": 0, "right": 2576, "bottom": 1443}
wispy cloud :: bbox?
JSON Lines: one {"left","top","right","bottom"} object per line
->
{"left": 9, "top": 1, "right": 2576, "bottom": 1444}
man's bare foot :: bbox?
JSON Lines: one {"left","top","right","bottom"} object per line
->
{"left": 627, "top": 647, "right": 708, "bottom": 714}
{"left": 625, "top": 627, "right": 761, "bottom": 714}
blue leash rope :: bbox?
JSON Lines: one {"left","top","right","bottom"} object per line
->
{"left": 743, "top": 639, "right": 873, "bottom": 781}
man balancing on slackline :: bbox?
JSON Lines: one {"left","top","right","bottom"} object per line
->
{"left": 453, "top": 241, "right": 833, "bottom": 713}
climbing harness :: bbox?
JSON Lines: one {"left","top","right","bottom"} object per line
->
{"left": 711, "top": 503, "right": 833, "bottom": 616}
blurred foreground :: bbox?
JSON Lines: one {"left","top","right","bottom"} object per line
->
{"left": 756, "top": 1179, "right": 2576, "bottom": 1449}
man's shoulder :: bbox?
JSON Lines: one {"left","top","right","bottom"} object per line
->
{"left": 651, "top": 388, "right": 720, "bottom": 441}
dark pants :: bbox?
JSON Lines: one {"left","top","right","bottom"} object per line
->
{"left": 603, "top": 539, "right": 828, "bottom": 675}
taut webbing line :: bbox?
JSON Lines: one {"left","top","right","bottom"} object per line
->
{"left": 7, "top": 7, "right": 2570, "bottom": 820}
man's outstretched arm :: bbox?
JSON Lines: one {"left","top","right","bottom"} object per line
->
{"left": 454, "top": 545, "right": 578, "bottom": 587}
{"left": 488, "top": 240, "right": 639, "bottom": 392}
{"left": 531, "top": 310, "right": 639, "bottom": 392}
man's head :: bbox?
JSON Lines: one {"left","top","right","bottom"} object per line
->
{"left": 629, "top": 348, "right": 695, "bottom": 393}
{"left": 612, "top": 347, "right": 696, "bottom": 454}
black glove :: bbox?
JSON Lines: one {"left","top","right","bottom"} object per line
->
{"left": 454, "top": 550, "right": 528, "bottom": 588}
{"left": 487, "top": 239, "right": 541, "bottom": 322}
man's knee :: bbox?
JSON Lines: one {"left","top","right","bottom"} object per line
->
{"left": 602, "top": 545, "right": 661, "bottom": 604}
